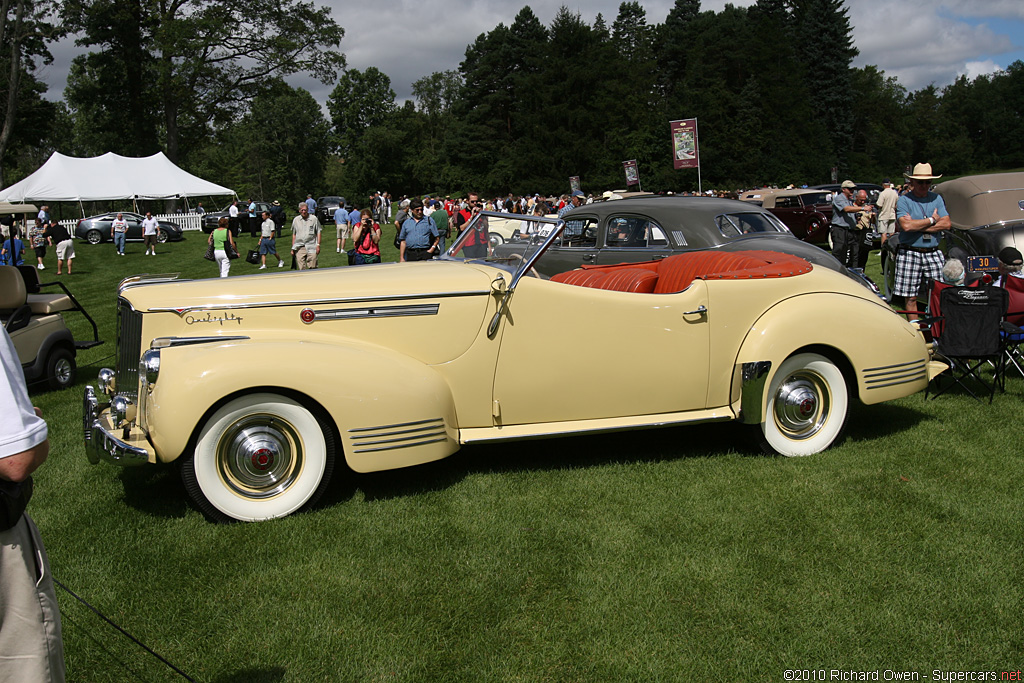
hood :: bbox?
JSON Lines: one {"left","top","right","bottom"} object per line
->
{"left": 122, "top": 261, "right": 499, "bottom": 312}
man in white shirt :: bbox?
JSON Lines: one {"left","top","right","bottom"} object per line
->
{"left": 291, "top": 202, "right": 322, "bottom": 269}
{"left": 228, "top": 200, "right": 240, "bottom": 237}
{"left": 875, "top": 178, "right": 899, "bottom": 257}
{"left": 110, "top": 212, "right": 129, "bottom": 255}
{"left": 0, "top": 327, "right": 65, "bottom": 681}
{"left": 259, "top": 210, "right": 285, "bottom": 269}
{"left": 141, "top": 211, "right": 160, "bottom": 255}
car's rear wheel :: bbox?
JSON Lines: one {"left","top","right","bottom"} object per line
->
{"left": 183, "top": 393, "right": 336, "bottom": 522}
{"left": 882, "top": 249, "right": 897, "bottom": 301}
{"left": 759, "top": 353, "right": 849, "bottom": 457}
{"left": 157, "top": 229, "right": 169, "bottom": 243}
{"left": 86, "top": 230, "right": 102, "bottom": 244}
{"left": 46, "top": 347, "right": 76, "bottom": 390}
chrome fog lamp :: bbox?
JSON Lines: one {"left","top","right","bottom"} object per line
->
{"left": 140, "top": 349, "right": 161, "bottom": 384}
{"left": 97, "top": 368, "right": 115, "bottom": 397}
{"left": 110, "top": 395, "right": 136, "bottom": 426}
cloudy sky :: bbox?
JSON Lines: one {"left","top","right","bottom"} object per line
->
{"left": 37, "top": 0, "right": 1024, "bottom": 106}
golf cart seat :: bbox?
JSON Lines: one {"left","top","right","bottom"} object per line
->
{"left": 0, "top": 265, "right": 28, "bottom": 314}
{"left": 16, "top": 265, "right": 75, "bottom": 314}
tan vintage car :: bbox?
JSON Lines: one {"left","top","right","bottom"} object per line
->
{"left": 84, "top": 214, "right": 943, "bottom": 522}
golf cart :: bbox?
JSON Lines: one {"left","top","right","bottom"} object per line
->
{"left": 0, "top": 265, "right": 102, "bottom": 390}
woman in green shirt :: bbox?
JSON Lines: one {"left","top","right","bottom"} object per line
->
{"left": 208, "top": 217, "right": 236, "bottom": 277}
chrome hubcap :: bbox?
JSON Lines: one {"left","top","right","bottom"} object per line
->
{"left": 54, "top": 358, "right": 73, "bottom": 385}
{"left": 773, "top": 371, "right": 829, "bottom": 440}
{"left": 217, "top": 415, "right": 302, "bottom": 498}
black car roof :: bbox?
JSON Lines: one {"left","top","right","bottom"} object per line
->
{"left": 561, "top": 195, "right": 780, "bottom": 227}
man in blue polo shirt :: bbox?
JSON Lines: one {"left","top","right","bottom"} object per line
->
{"left": 334, "top": 203, "right": 350, "bottom": 254}
{"left": 399, "top": 198, "right": 439, "bottom": 262}
{"left": 894, "top": 162, "right": 951, "bottom": 318}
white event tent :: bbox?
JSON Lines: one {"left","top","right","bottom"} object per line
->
{"left": 0, "top": 152, "right": 235, "bottom": 207}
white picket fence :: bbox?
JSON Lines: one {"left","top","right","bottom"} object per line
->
{"left": 58, "top": 212, "right": 205, "bottom": 233}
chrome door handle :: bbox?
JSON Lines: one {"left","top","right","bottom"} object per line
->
{"left": 582, "top": 253, "right": 596, "bottom": 261}
{"left": 684, "top": 305, "right": 707, "bottom": 315}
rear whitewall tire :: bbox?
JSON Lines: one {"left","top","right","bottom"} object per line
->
{"left": 759, "top": 353, "right": 849, "bottom": 457}
{"left": 184, "top": 393, "right": 335, "bottom": 522}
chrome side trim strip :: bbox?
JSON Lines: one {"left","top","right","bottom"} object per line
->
{"left": 349, "top": 424, "right": 447, "bottom": 439}
{"left": 865, "top": 369, "right": 926, "bottom": 384}
{"left": 864, "top": 373, "right": 927, "bottom": 389}
{"left": 739, "top": 360, "right": 771, "bottom": 425}
{"left": 863, "top": 359, "right": 925, "bottom": 374}
{"left": 119, "top": 273, "right": 184, "bottom": 292}
{"left": 348, "top": 418, "right": 444, "bottom": 433}
{"left": 352, "top": 437, "right": 448, "bottom": 454}
{"left": 351, "top": 430, "right": 448, "bottom": 447}
{"left": 151, "top": 335, "right": 250, "bottom": 348}
{"left": 149, "top": 290, "right": 490, "bottom": 315}
{"left": 348, "top": 418, "right": 448, "bottom": 453}
{"left": 312, "top": 304, "right": 439, "bottom": 321}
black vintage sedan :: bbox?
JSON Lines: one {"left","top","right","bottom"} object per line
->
{"left": 316, "top": 196, "right": 347, "bottom": 225}
{"left": 489, "top": 196, "right": 860, "bottom": 282}
{"left": 202, "top": 201, "right": 272, "bottom": 235}
{"left": 75, "top": 212, "right": 184, "bottom": 244}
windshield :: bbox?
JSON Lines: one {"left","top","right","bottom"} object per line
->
{"left": 443, "top": 210, "right": 564, "bottom": 282}
{"left": 716, "top": 212, "right": 791, "bottom": 238}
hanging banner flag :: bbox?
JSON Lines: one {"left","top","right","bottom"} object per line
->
{"left": 569, "top": 176, "right": 581, "bottom": 194}
{"left": 670, "top": 119, "right": 699, "bottom": 169}
{"left": 623, "top": 160, "right": 640, "bottom": 187}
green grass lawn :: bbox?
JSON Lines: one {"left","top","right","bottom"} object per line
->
{"left": 24, "top": 233, "right": 1023, "bottom": 681}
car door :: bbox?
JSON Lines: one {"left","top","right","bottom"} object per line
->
{"left": 490, "top": 277, "right": 711, "bottom": 427}
{"left": 123, "top": 214, "right": 144, "bottom": 241}
{"left": 769, "top": 196, "right": 809, "bottom": 239}
{"left": 550, "top": 214, "right": 600, "bottom": 268}
{"left": 595, "top": 213, "right": 675, "bottom": 265}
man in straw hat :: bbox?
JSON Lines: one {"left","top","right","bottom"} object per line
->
{"left": 894, "top": 162, "right": 951, "bottom": 318}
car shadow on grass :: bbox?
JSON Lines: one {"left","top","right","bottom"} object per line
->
{"left": 326, "top": 399, "right": 937, "bottom": 508}
{"left": 323, "top": 419, "right": 751, "bottom": 507}
{"left": 116, "top": 464, "right": 191, "bottom": 519}
{"left": 212, "top": 667, "right": 287, "bottom": 683}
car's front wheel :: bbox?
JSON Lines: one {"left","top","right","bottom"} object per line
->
{"left": 157, "top": 229, "right": 170, "bottom": 243}
{"left": 183, "top": 393, "right": 336, "bottom": 522}
{"left": 758, "top": 352, "right": 849, "bottom": 457}
{"left": 86, "top": 230, "right": 102, "bottom": 244}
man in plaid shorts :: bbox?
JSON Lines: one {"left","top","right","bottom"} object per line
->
{"left": 895, "top": 163, "right": 951, "bottom": 319}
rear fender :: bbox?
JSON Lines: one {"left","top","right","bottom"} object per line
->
{"left": 733, "top": 293, "right": 931, "bottom": 417}
{"left": 145, "top": 339, "right": 459, "bottom": 472}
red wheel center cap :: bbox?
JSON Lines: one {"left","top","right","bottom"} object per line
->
{"left": 251, "top": 448, "right": 274, "bottom": 471}
{"left": 799, "top": 397, "right": 816, "bottom": 417}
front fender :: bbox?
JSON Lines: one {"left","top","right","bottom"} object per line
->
{"left": 734, "top": 292, "right": 931, "bottom": 412}
{"left": 145, "top": 339, "right": 459, "bottom": 472}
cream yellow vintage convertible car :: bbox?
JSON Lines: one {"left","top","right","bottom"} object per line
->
{"left": 84, "top": 212, "right": 942, "bottom": 522}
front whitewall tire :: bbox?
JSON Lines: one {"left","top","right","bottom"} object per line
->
{"left": 185, "top": 393, "right": 333, "bottom": 522}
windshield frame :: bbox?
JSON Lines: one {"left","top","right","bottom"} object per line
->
{"left": 442, "top": 210, "right": 565, "bottom": 288}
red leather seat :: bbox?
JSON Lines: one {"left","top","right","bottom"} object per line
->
{"left": 552, "top": 250, "right": 812, "bottom": 294}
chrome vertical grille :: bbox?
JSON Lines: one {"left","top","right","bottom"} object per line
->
{"left": 115, "top": 297, "right": 143, "bottom": 403}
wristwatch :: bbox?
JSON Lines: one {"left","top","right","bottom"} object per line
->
{"left": 928, "top": 216, "right": 935, "bottom": 226}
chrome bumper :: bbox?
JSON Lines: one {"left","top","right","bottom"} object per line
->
{"left": 83, "top": 385, "right": 149, "bottom": 466}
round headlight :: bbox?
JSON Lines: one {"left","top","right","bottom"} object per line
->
{"left": 140, "top": 349, "right": 161, "bottom": 384}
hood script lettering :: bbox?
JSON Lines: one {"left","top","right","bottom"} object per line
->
{"left": 184, "top": 312, "right": 244, "bottom": 326}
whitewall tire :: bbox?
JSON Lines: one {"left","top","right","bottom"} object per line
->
{"left": 759, "top": 353, "right": 849, "bottom": 457}
{"left": 183, "top": 393, "right": 335, "bottom": 522}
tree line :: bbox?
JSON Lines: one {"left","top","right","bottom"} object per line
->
{"left": 3, "top": 0, "right": 1024, "bottom": 206}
